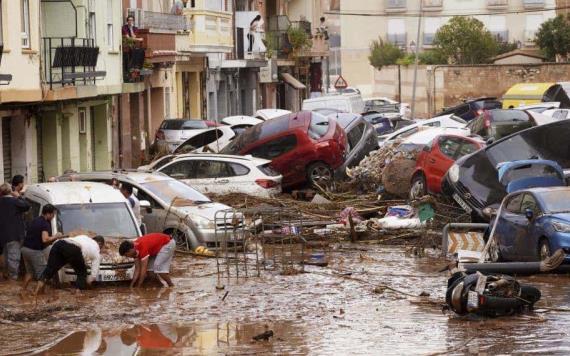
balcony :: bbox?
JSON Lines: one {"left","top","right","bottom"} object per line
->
{"left": 385, "top": 0, "right": 407, "bottom": 13}
{"left": 41, "top": 37, "right": 105, "bottom": 89}
{"left": 523, "top": 0, "right": 545, "bottom": 8}
{"left": 129, "top": 9, "right": 190, "bottom": 32}
{"left": 235, "top": 11, "right": 265, "bottom": 60}
{"left": 487, "top": 0, "right": 508, "bottom": 9}
{"left": 423, "top": 0, "right": 443, "bottom": 12}
{"left": 266, "top": 16, "right": 329, "bottom": 59}
{"left": 177, "top": 8, "right": 233, "bottom": 54}
{"left": 137, "top": 30, "right": 177, "bottom": 63}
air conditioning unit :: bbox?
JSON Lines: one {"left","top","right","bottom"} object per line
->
{"left": 259, "top": 59, "right": 278, "bottom": 83}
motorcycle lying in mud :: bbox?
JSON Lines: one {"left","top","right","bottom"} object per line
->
{"left": 445, "top": 271, "right": 541, "bottom": 317}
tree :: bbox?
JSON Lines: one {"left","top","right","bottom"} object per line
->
{"left": 433, "top": 16, "right": 498, "bottom": 64}
{"left": 368, "top": 38, "right": 404, "bottom": 70}
{"left": 535, "top": 15, "right": 570, "bottom": 61}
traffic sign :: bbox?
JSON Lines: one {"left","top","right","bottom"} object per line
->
{"left": 334, "top": 75, "right": 348, "bottom": 89}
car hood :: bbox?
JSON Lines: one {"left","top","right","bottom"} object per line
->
{"left": 169, "top": 202, "right": 233, "bottom": 221}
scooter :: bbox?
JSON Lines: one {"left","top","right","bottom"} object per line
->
{"left": 445, "top": 271, "right": 541, "bottom": 317}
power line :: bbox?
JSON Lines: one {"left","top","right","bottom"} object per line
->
{"left": 324, "top": 5, "right": 570, "bottom": 18}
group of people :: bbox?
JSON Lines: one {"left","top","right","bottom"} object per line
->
{"left": 0, "top": 175, "right": 176, "bottom": 294}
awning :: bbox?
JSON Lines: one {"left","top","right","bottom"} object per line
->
{"left": 281, "top": 73, "right": 306, "bottom": 90}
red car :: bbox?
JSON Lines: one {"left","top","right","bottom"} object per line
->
{"left": 410, "top": 134, "right": 484, "bottom": 199}
{"left": 222, "top": 111, "right": 348, "bottom": 187}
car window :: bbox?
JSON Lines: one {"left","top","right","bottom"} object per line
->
{"left": 308, "top": 112, "right": 330, "bottom": 139}
{"left": 194, "top": 160, "right": 235, "bottom": 179}
{"left": 135, "top": 188, "right": 162, "bottom": 209}
{"left": 425, "top": 121, "right": 441, "bottom": 127}
{"left": 347, "top": 123, "right": 365, "bottom": 151}
{"left": 454, "top": 105, "right": 470, "bottom": 116}
{"left": 438, "top": 137, "right": 462, "bottom": 158}
{"left": 231, "top": 125, "right": 252, "bottom": 136}
{"left": 229, "top": 163, "right": 250, "bottom": 176}
{"left": 450, "top": 115, "right": 468, "bottom": 124}
{"left": 247, "top": 135, "right": 297, "bottom": 159}
{"left": 456, "top": 140, "right": 480, "bottom": 157}
{"left": 505, "top": 194, "right": 524, "bottom": 214}
{"left": 160, "top": 161, "right": 195, "bottom": 179}
{"left": 393, "top": 126, "right": 419, "bottom": 140}
{"left": 553, "top": 110, "right": 568, "bottom": 120}
{"left": 152, "top": 155, "right": 175, "bottom": 170}
{"left": 520, "top": 193, "right": 539, "bottom": 215}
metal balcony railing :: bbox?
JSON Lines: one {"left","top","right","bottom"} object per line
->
{"left": 42, "top": 37, "right": 105, "bottom": 89}
{"left": 128, "top": 8, "right": 190, "bottom": 32}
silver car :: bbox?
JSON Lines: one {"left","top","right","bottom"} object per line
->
{"left": 154, "top": 119, "right": 214, "bottom": 153}
{"left": 59, "top": 171, "right": 242, "bottom": 250}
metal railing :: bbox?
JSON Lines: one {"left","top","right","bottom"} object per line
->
{"left": 42, "top": 37, "right": 105, "bottom": 89}
{"left": 128, "top": 8, "right": 190, "bottom": 32}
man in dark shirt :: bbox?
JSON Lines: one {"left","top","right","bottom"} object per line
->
{"left": 0, "top": 183, "right": 30, "bottom": 280}
{"left": 21, "top": 204, "right": 61, "bottom": 292}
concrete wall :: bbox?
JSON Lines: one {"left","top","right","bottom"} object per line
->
{"left": 372, "top": 63, "right": 570, "bottom": 118}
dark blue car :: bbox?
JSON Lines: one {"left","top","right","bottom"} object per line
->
{"left": 490, "top": 187, "right": 570, "bottom": 262}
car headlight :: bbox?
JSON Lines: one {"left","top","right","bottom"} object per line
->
{"left": 448, "top": 163, "right": 460, "bottom": 184}
{"left": 192, "top": 215, "right": 215, "bottom": 229}
{"left": 552, "top": 221, "right": 570, "bottom": 233}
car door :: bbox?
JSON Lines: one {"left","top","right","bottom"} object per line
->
{"left": 133, "top": 186, "right": 167, "bottom": 235}
{"left": 196, "top": 160, "right": 238, "bottom": 195}
{"left": 158, "top": 160, "right": 208, "bottom": 192}
{"left": 425, "top": 137, "right": 459, "bottom": 192}
{"left": 518, "top": 193, "right": 541, "bottom": 260}
{"left": 495, "top": 193, "right": 525, "bottom": 261}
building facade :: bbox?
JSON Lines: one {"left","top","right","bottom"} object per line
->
{"left": 340, "top": 0, "right": 557, "bottom": 96}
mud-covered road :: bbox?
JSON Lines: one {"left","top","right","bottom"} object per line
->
{"left": 2, "top": 245, "right": 570, "bottom": 355}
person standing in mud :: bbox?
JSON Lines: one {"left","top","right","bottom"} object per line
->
{"left": 0, "top": 183, "right": 30, "bottom": 281}
{"left": 35, "top": 235, "right": 105, "bottom": 294}
{"left": 20, "top": 204, "right": 62, "bottom": 292}
{"left": 119, "top": 233, "right": 176, "bottom": 288}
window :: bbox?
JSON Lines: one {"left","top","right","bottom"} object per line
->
{"left": 160, "top": 161, "right": 195, "bottom": 179}
{"left": 79, "top": 109, "right": 87, "bottom": 134}
{"left": 553, "top": 110, "right": 568, "bottom": 120}
{"left": 247, "top": 135, "right": 297, "bottom": 160}
{"left": 456, "top": 140, "right": 480, "bottom": 158}
{"left": 230, "top": 163, "right": 250, "bottom": 176}
{"left": 135, "top": 188, "right": 162, "bottom": 209}
{"left": 347, "top": 123, "right": 365, "bottom": 151}
{"left": 521, "top": 194, "right": 539, "bottom": 215}
{"left": 438, "top": 137, "right": 461, "bottom": 158}
{"left": 505, "top": 194, "right": 524, "bottom": 214}
{"left": 107, "top": 0, "right": 114, "bottom": 49}
{"left": 21, "top": 0, "right": 30, "bottom": 49}
{"left": 387, "top": 19, "right": 406, "bottom": 46}
{"left": 525, "top": 14, "right": 543, "bottom": 41}
{"left": 89, "top": 12, "right": 96, "bottom": 43}
{"left": 193, "top": 160, "right": 234, "bottom": 179}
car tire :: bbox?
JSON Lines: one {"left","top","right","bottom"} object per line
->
{"left": 409, "top": 174, "right": 427, "bottom": 200}
{"left": 489, "top": 237, "right": 503, "bottom": 263}
{"left": 307, "top": 162, "right": 333, "bottom": 188}
{"left": 538, "top": 238, "right": 552, "bottom": 261}
{"left": 169, "top": 229, "right": 190, "bottom": 251}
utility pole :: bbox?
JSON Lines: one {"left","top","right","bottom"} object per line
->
{"left": 410, "top": 0, "right": 423, "bottom": 120}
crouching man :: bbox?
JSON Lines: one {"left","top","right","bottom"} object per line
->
{"left": 35, "top": 235, "right": 104, "bottom": 294}
{"left": 119, "top": 233, "right": 175, "bottom": 288}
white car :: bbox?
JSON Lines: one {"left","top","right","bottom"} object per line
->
{"left": 24, "top": 182, "right": 141, "bottom": 282}
{"left": 398, "top": 127, "right": 472, "bottom": 147}
{"left": 153, "top": 154, "right": 282, "bottom": 198}
{"left": 221, "top": 115, "right": 263, "bottom": 126}
{"left": 59, "top": 172, "right": 243, "bottom": 250}
{"left": 379, "top": 114, "right": 467, "bottom": 146}
{"left": 255, "top": 109, "right": 291, "bottom": 121}
{"left": 173, "top": 126, "right": 237, "bottom": 153}
{"left": 540, "top": 108, "right": 570, "bottom": 121}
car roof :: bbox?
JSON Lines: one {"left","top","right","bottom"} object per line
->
{"left": 326, "top": 112, "right": 361, "bottom": 128}
{"left": 61, "top": 171, "right": 173, "bottom": 185}
{"left": 25, "top": 182, "right": 127, "bottom": 205}
{"left": 170, "top": 153, "right": 271, "bottom": 165}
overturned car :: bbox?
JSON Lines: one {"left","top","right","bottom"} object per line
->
{"left": 444, "top": 119, "right": 570, "bottom": 220}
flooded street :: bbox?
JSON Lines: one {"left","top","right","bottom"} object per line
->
{"left": 2, "top": 245, "right": 570, "bottom": 355}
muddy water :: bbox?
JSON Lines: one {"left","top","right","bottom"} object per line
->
{"left": 2, "top": 245, "right": 570, "bottom": 355}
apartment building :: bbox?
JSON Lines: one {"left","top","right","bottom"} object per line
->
{"left": 0, "top": 0, "right": 123, "bottom": 183}
{"left": 340, "top": 0, "right": 557, "bottom": 96}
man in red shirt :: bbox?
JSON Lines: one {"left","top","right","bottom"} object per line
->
{"left": 119, "top": 233, "right": 175, "bottom": 288}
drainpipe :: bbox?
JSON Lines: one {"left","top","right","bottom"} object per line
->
{"left": 410, "top": 0, "right": 423, "bottom": 120}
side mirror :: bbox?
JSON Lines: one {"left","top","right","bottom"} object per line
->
{"left": 525, "top": 208, "right": 534, "bottom": 221}
{"left": 140, "top": 200, "right": 152, "bottom": 213}
{"left": 422, "top": 145, "right": 431, "bottom": 152}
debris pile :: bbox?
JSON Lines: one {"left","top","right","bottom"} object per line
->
{"left": 346, "top": 141, "right": 419, "bottom": 197}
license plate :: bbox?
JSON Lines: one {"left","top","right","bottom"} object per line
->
{"left": 467, "top": 291, "right": 479, "bottom": 310}
{"left": 453, "top": 193, "right": 473, "bottom": 214}
{"left": 99, "top": 274, "right": 121, "bottom": 282}
{"left": 97, "top": 271, "right": 131, "bottom": 282}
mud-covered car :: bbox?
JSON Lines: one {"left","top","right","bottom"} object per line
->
{"left": 444, "top": 120, "right": 570, "bottom": 220}
{"left": 24, "top": 182, "right": 140, "bottom": 283}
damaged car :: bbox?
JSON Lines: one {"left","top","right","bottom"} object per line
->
{"left": 489, "top": 186, "right": 570, "bottom": 262}
{"left": 444, "top": 119, "right": 570, "bottom": 220}
{"left": 59, "top": 171, "right": 242, "bottom": 250}
{"left": 154, "top": 119, "right": 221, "bottom": 152}
{"left": 327, "top": 112, "right": 379, "bottom": 178}
{"left": 222, "top": 111, "right": 348, "bottom": 188}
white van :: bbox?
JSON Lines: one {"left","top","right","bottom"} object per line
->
{"left": 302, "top": 93, "right": 365, "bottom": 114}
{"left": 24, "top": 182, "right": 141, "bottom": 283}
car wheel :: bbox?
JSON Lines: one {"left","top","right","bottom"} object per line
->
{"left": 409, "top": 174, "right": 427, "bottom": 200}
{"left": 307, "top": 162, "right": 333, "bottom": 188}
{"left": 489, "top": 237, "right": 503, "bottom": 262}
{"left": 539, "top": 239, "right": 552, "bottom": 261}
{"left": 170, "top": 229, "right": 190, "bottom": 251}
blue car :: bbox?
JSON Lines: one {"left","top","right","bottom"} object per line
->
{"left": 490, "top": 187, "right": 570, "bottom": 262}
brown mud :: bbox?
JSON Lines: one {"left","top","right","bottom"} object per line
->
{"left": 1, "top": 245, "right": 570, "bottom": 355}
